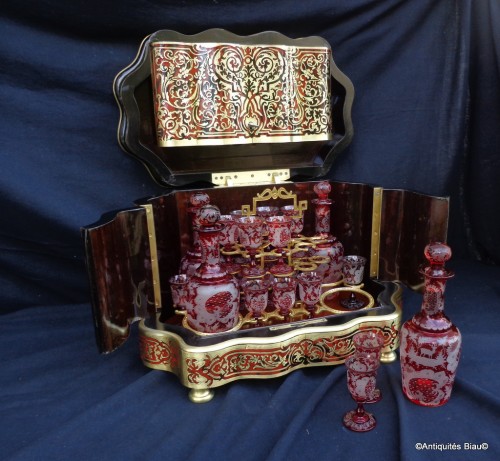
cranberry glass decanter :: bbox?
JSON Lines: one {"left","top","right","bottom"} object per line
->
{"left": 310, "top": 181, "right": 343, "bottom": 284}
{"left": 400, "top": 242, "right": 461, "bottom": 407}
{"left": 184, "top": 204, "right": 240, "bottom": 333}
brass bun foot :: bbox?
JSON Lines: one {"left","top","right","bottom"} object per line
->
{"left": 189, "top": 388, "right": 215, "bottom": 403}
{"left": 380, "top": 350, "right": 397, "bottom": 363}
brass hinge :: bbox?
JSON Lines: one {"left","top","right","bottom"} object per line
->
{"left": 211, "top": 169, "right": 290, "bottom": 187}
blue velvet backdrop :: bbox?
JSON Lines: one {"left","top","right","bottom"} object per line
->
{"left": 1, "top": 1, "right": 499, "bottom": 460}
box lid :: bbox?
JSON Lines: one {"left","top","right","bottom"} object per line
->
{"left": 114, "top": 29, "right": 354, "bottom": 187}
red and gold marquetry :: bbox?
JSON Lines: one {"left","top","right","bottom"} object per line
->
{"left": 138, "top": 285, "right": 401, "bottom": 393}
{"left": 150, "top": 42, "right": 332, "bottom": 146}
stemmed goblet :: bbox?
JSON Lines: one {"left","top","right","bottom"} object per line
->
{"left": 235, "top": 216, "right": 266, "bottom": 278}
{"left": 296, "top": 271, "right": 323, "bottom": 316}
{"left": 169, "top": 274, "right": 189, "bottom": 311}
{"left": 241, "top": 278, "right": 270, "bottom": 325}
{"left": 256, "top": 206, "right": 279, "bottom": 240}
{"left": 341, "top": 255, "right": 367, "bottom": 309}
{"left": 266, "top": 215, "right": 293, "bottom": 276}
{"left": 271, "top": 277, "right": 297, "bottom": 319}
{"left": 218, "top": 214, "right": 240, "bottom": 274}
{"left": 352, "top": 330, "right": 385, "bottom": 403}
{"left": 343, "top": 351, "right": 380, "bottom": 432}
{"left": 280, "top": 205, "right": 304, "bottom": 238}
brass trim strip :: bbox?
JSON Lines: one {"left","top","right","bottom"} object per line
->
{"left": 370, "top": 187, "right": 383, "bottom": 278}
{"left": 152, "top": 41, "right": 330, "bottom": 51}
{"left": 157, "top": 133, "right": 332, "bottom": 148}
{"left": 142, "top": 204, "right": 162, "bottom": 310}
{"left": 211, "top": 169, "right": 290, "bottom": 187}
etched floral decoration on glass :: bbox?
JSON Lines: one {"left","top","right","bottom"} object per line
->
{"left": 343, "top": 351, "right": 380, "bottom": 432}
{"left": 179, "top": 192, "right": 210, "bottom": 276}
{"left": 297, "top": 271, "right": 323, "bottom": 316}
{"left": 242, "top": 277, "right": 270, "bottom": 324}
{"left": 280, "top": 205, "right": 304, "bottom": 238}
{"left": 235, "top": 215, "right": 266, "bottom": 278}
{"left": 310, "top": 181, "right": 344, "bottom": 284}
{"left": 271, "top": 277, "right": 297, "bottom": 318}
{"left": 352, "top": 330, "right": 385, "bottom": 403}
{"left": 218, "top": 214, "right": 240, "bottom": 275}
{"left": 184, "top": 204, "right": 240, "bottom": 333}
{"left": 266, "top": 215, "right": 294, "bottom": 276}
{"left": 341, "top": 255, "right": 367, "bottom": 309}
{"left": 169, "top": 273, "right": 189, "bottom": 311}
{"left": 400, "top": 242, "right": 461, "bottom": 407}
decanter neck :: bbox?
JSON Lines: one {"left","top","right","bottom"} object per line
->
{"left": 413, "top": 242, "right": 454, "bottom": 331}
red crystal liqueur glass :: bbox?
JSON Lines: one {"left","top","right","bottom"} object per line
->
{"left": 242, "top": 278, "right": 270, "bottom": 323}
{"left": 218, "top": 214, "right": 240, "bottom": 274}
{"left": 280, "top": 205, "right": 304, "bottom": 238}
{"left": 296, "top": 271, "right": 322, "bottom": 315}
{"left": 352, "top": 330, "right": 385, "bottom": 403}
{"left": 341, "top": 255, "right": 367, "bottom": 309}
{"left": 236, "top": 216, "right": 266, "bottom": 278}
{"left": 271, "top": 277, "right": 297, "bottom": 318}
{"left": 169, "top": 274, "right": 189, "bottom": 311}
{"left": 343, "top": 352, "right": 380, "bottom": 432}
{"left": 266, "top": 215, "right": 293, "bottom": 276}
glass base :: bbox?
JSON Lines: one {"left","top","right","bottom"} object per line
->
{"left": 340, "top": 295, "right": 365, "bottom": 310}
{"left": 342, "top": 409, "right": 376, "bottom": 432}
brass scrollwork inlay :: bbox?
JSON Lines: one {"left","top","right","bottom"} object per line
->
{"left": 151, "top": 43, "right": 332, "bottom": 146}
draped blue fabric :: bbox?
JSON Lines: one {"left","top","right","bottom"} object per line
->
{"left": 1, "top": 1, "right": 499, "bottom": 459}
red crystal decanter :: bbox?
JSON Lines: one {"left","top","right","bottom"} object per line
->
{"left": 310, "top": 181, "right": 343, "bottom": 284}
{"left": 184, "top": 204, "right": 240, "bottom": 333}
{"left": 400, "top": 242, "right": 461, "bottom": 407}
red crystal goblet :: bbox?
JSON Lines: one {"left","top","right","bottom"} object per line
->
{"left": 271, "top": 276, "right": 297, "bottom": 318}
{"left": 266, "top": 215, "right": 293, "bottom": 276}
{"left": 343, "top": 352, "right": 380, "bottom": 432}
{"left": 236, "top": 216, "right": 266, "bottom": 278}
{"left": 242, "top": 278, "right": 270, "bottom": 324}
{"left": 280, "top": 205, "right": 304, "bottom": 238}
{"left": 341, "top": 255, "right": 367, "bottom": 309}
{"left": 219, "top": 214, "right": 240, "bottom": 274}
{"left": 169, "top": 273, "right": 189, "bottom": 311}
{"left": 296, "top": 271, "right": 322, "bottom": 315}
{"left": 352, "top": 330, "right": 385, "bottom": 403}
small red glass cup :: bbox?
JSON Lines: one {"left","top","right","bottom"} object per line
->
{"left": 236, "top": 216, "right": 266, "bottom": 278}
{"left": 219, "top": 214, "right": 240, "bottom": 273}
{"left": 280, "top": 205, "right": 304, "bottom": 238}
{"left": 266, "top": 215, "right": 293, "bottom": 276}
{"left": 353, "top": 330, "right": 385, "bottom": 360}
{"left": 297, "top": 271, "right": 322, "bottom": 315}
{"left": 169, "top": 274, "right": 189, "bottom": 310}
{"left": 271, "top": 276, "right": 297, "bottom": 317}
{"left": 341, "top": 255, "right": 367, "bottom": 309}
{"left": 242, "top": 278, "right": 270, "bottom": 321}
{"left": 256, "top": 206, "right": 279, "bottom": 237}
{"left": 343, "top": 352, "right": 380, "bottom": 432}
{"left": 352, "top": 330, "right": 385, "bottom": 403}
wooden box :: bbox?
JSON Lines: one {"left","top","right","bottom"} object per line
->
{"left": 83, "top": 30, "right": 448, "bottom": 402}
